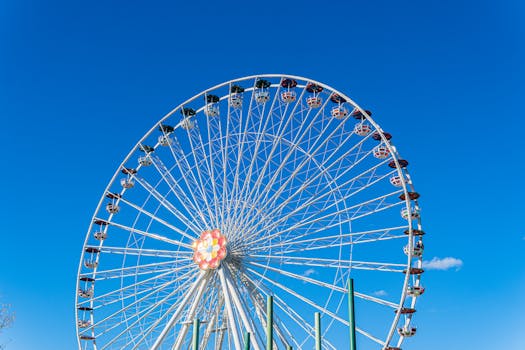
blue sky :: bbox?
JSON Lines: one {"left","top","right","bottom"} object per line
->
{"left": 1, "top": 0, "right": 524, "bottom": 349}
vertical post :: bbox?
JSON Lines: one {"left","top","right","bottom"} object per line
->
{"left": 244, "top": 332, "right": 251, "bottom": 350}
{"left": 348, "top": 278, "right": 357, "bottom": 350}
{"left": 286, "top": 346, "right": 292, "bottom": 350}
{"left": 266, "top": 295, "right": 273, "bottom": 350}
{"left": 192, "top": 318, "right": 200, "bottom": 350}
{"left": 315, "top": 312, "right": 321, "bottom": 350}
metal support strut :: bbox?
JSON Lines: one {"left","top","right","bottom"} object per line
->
{"left": 348, "top": 278, "right": 357, "bottom": 350}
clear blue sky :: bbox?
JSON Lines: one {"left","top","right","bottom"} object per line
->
{"left": 1, "top": 0, "right": 524, "bottom": 349}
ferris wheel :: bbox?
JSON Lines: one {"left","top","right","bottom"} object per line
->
{"left": 75, "top": 74, "right": 425, "bottom": 350}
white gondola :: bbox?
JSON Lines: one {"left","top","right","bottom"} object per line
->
{"left": 389, "top": 175, "right": 404, "bottom": 187}
{"left": 77, "top": 320, "right": 91, "bottom": 328}
{"left": 94, "top": 231, "right": 107, "bottom": 240}
{"left": 84, "top": 260, "right": 98, "bottom": 269}
{"left": 401, "top": 207, "right": 420, "bottom": 220}
{"left": 158, "top": 135, "right": 172, "bottom": 146}
{"left": 78, "top": 288, "right": 93, "bottom": 298}
{"left": 306, "top": 96, "right": 322, "bottom": 108}
{"left": 138, "top": 156, "right": 152, "bottom": 167}
{"left": 180, "top": 118, "right": 195, "bottom": 131}
{"left": 373, "top": 145, "right": 390, "bottom": 159}
{"left": 354, "top": 123, "right": 372, "bottom": 136}
{"left": 106, "top": 203, "right": 119, "bottom": 214}
{"left": 204, "top": 104, "right": 219, "bottom": 117}
{"left": 281, "top": 90, "right": 296, "bottom": 103}
{"left": 331, "top": 105, "right": 348, "bottom": 119}
{"left": 230, "top": 93, "right": 243, "bottom": 108}
{"left": 398, "top": 326, "right": 417, "bottom": 337}
{"left": 404, "top": 244, "right": 424, "bottom": 257}
{"left": 120, "top": 178, "right": 134, "bottom": 189}
{"left": 255, "top": 90, "right": 270, "bottom": 104}
{"left": 407, "top": 285, "right": 426, "bottom": 297}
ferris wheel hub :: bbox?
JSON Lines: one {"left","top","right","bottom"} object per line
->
{"left": 192, "top": 229, "right": 228, "bottom": 270}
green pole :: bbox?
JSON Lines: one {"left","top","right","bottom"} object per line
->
{"left": 348, "top": 279, "right": 357, "bottom": 350}
{"left": 286, "top": 346, "right": 292, "bottom": 350}
{"left": 244, "top": 332, "right": 251, "bottom": 350}
{"left": 315, "top": 312, "right": 321, "bottom": 350}
{"left": 192, "top": 318, "right": 200, "bottom": 350}
{"left": 266, "top": 295, "right": 273, "bottom": 350}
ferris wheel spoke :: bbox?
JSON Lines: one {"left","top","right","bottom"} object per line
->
{"left": 165, "top": 138, "right": 213, "bottom": 226}
{"left": 249, "top": 255, "right": 406, "bottom": 273}
{"left": 161, "top": 136, "right": 213, "bottom": 226}
{"left": 249, "top": 190, "right": 403, "bottom": 246}
{"left": 245, "top": 259, "right": 399, "bottom": 311}
{"left": 234, "top": 97, "right": 323, "bottom": 233}
{"left": 121, "top": 173, "right": 202, "bottom": 239}
{"left": 273, "top": 293, "right": 337, "bottom": 350}
{"left": 354, "top": 292, "right": 399, "bottom": 309}
{"left": 93, "top": 260, "right": 192, "bottom": 280}
{"left": 195, "top": 107, "right": 227, "bottom": 231}
{"left": 138, "top": 271, "right": 207, "bottom": 350}
{"left": 112, "top": 291, "right": 193, "bottom": 349}
{"left": 245, "top": 267, "right": 386, "bottom": 346}
{"left": 109, "top": 195, "right": 197, "bottom": 243}
{"left": 217, "top": 267, "right": 243, "bottom": 350}
{"left": 252, "top": 226, "right": 408, "bottom": 253}
{"left": 222, "top": 87, "right": 255, "bottom": 232}
{"left": 222, "top": 265, "right": 263, "bottom": 350}
{"left": 234, "top": 284, "right": 269, "bottom": 349}
{"left": 234, "top": 272, "right": 272, "bottom": 347}
{"left": 189, "top": 280, "right": 222, "bottom": 349}
{"left": 224, "top": 84, "right": 261, "bottom": 235}
{"left": 238, "top": 278, "right": 291, "bottom": 350}
{"left": 249, "top": 140, "right": 374, "bottom": 231}
{"left": 237, "top": 95, "right": 358, "bottom": 230}
{"left": 235, "top": 86, "right": 327, "bottom": 215}
{"left": 199, "top": 295, "right": 224, "bottom": 350}
{"left": 183, "top": 125, "right": 218, "bottom": 227}
{"left": 230, "top": 84, "right": 282, "bottom": 230}
{"left": 171, "top": 272, "right": 213, "bottom": 350}
{"left": 233, "top": 87, "right": 307, "bottom": 229}
{"left": 219, "top": 86, "right": 236, "bottom": 233}
{"left": 205, "top": 96, "right": 228, "bottom": 232}
{"left": 98, "top": 270, "right": 198, "bottom": 350}
{"left": 147, "top": 155, "right": 209, "bottom": 231}
{"left": 241, "top": 271, "right": 332, "bottom": 350}
{"left": 254, "top": 159, "right": 394, "bottom": 235}
{"left": 81, "top": 269, "right": 177, "bottom": 307}
{"left": 84, "top": 271, "right": 189, "bottom": 337}
{"left": 89, "top": 274, "right": 179, "bottom": 311}
{"left": 244, "top": 164, "right": 394, "bottom": 245}
{"left": 95, "top": 245, "right": 190, "bottom": 258}
{"left": 238, "top": 130, "right": 375, "bottom": 236}
{"left": 98, "top": 217, "right": 192, "bottom": 249}
{"left": 245, "top": 267, "right": 347, "bottom": 324}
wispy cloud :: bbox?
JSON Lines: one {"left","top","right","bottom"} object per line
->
{"left": 422, "top": 257, "right": 463, "bottom": 271}
{"left": 373, "top": 290, "right": 388, "bottom": 297}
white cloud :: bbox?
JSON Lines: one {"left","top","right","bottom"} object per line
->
{"left": 303, "top": 268, "right": 317, "bottom": 277}
{"left": 422, "top": 257, "right": 463, "bottom": 271}
{"left": 373, "top": 290, "right": 388, "bottom": 297}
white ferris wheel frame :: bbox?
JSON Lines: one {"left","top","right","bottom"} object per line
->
{"left": 75, "top": 74, "right": 424, "bottom": 350}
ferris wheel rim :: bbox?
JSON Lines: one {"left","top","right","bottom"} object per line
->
{"left": 75, "top": 74, "right": 424, "bottom": 350}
